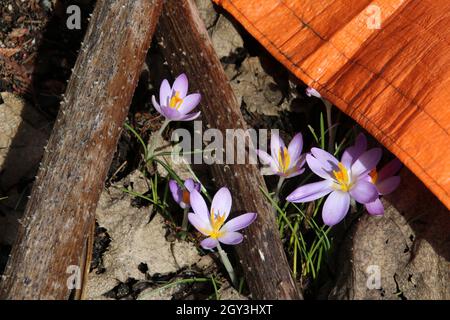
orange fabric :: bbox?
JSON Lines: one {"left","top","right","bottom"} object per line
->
{"left": 214, "top": 0, "right": 450, "bottom": 209}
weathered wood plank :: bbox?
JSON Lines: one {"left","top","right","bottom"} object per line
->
{"left": 0, "top": 0, "right": 162, "bottom": 299}
{"left": 156, "top": 0, "right": 301, "bottom": 299}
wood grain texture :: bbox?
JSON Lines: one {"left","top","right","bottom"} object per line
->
{"left": 157, "top": 0, "right": 301, "bottom": 299}
{"left": 0, "top": 0, "right": 162, "bottom": 299}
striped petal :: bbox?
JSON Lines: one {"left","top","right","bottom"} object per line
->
{"left": 218, "top": 232, "right": 244, "bottom": 245}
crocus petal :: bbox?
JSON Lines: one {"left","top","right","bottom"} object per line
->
{"left": 218, "top": 232, "right": 244, "bottom": 245}
{"left": 189, "top": 189, "right": 210, "bottom": 223}
{"left": 341, "top": 133, "right": 367, "bottom": 167}
{"left": 159, "top": 79, "right": 172, "bottom": 107}
{"left": 349, "top": 180, "right": 378, "bottom": 204}
{"left": 211, "top": 187, "right": 232, "bottom": 219}
{"left": 376, "top": 176, "right": 401, "bottom": 195}
{"left": 222, "top": 212, "right": 257, "bottom": 232}
{"left": 200, "top": 237, "right": 219, "bottom": 249}
{"left": 184, "top": 179, "right": 195, "bottom": 192}
{"left": 286, "top": 180, "right": 333, "bottom": 203}
{"left": 151, "top": 95, "right": 162, "bottom": 114}
{"left": 188, "top": 213, "right": 212, "bottom": 236}
{"left": 178, "top": 93, "right": 201, "bottom": 114}
{"left": 365, "top": 198, "right": 384, "bottom": 216}
{"left": 378, "top": 158, "right": 402, "bottom": 181}
{"left": 306, "top": 154, "right": 333, "bottom": 179}
{"left": 351, "top": 148, "right": 382, "bottom": 178}
{"left": 306, "top": 87, "right": 321, "bottom": 98}
{"left": 179, "top": 111, "right": 201, "bottom": 121}
{"left": 287, "top": 132, "right": 303, "bottom": 162}
{"left": 172, "top": 73, "right": 188, "bottom": 98}
{"left": 310, "top": 147, "right": 339, "bottom": 171}
{"left": 161, "top": 107, "right": 182, "bottom": 121}
{"left": 169, "top": 180, "right": 182, "bottom": 204}
{"left": 256, "top": 149, "right": 279, "bottom": 174}
{"left": 322, "top": 191, "right": 350, "bottom": 226}
{"left": 270, "top": 131, "right": 285, "bottom": 162}
{"left": 285, "top": 167, "right": 305, "bottom": 178}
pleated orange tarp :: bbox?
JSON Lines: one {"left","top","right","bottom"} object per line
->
{"left": 214, "top": 0, "right": 450, "bottom": 209}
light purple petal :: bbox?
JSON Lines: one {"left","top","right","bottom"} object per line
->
{"left": 161, "top": 107, "right": 182, "bottom": 121}
{"left": 169, "top": 180, "right": 182, "bottom": 205}
{"left": 151, "top": 95, "right": 162, "bottom": 114}
{"left": 222, "top": 212, "right": 257, "bottom": 232}
{"left": 159, "top": 79, "right": 171, "bottom": 107}
{"left": 322, "top": 191, "right": 350, "bottom": 226}
{"left": 178, "top": 93, "right": 201, "bottom": 114}
{"left": 189, "top": 189, "right": 210, "bottom": 223}
{"left": 172, "top": 73, "right": 188, "bottom": 98}
{"left": 365, "top": 198, "right": 384, "bottom": 216}
{"left": 184, "top": 179, "right": 195, "bottom": 192}
{"left": 310, "top": 147, "right": 339, "bottom": 171}
{"left": 341, "top": 133, "right": 367, "bottom": 167}
{"left": 286, "top": 180, "right": 333, "bottom": 203}
{"left": 351, "top": 148, "right": 382, "bottom": 178}
{"left": 287, "top": 132, "right": 303, "bottom": 162}
{"left": 378, "top": 158, "right": 402, "bottom": 181}
{"left": 377, "top": 176, "right": 401, "bottom": 195}
{"left": 256, "top": 149, "right": 278, "bottom": 174}
{"left": 306, "top": 87, "right": 321, "bottom": 98}
{"left": 179, "top": 111, "right": 201, "bottom": 121}
{"left": 200, "top": 237, "right": 219, "bottom": 249}
{"left": 285, "top": 167, "right": 305, "bottom": 178}
{"left": 211, "top": 187, "right": 232, "bottom": 219}
{"left": 270, "top": 131, "right": 285, "bottom": 164}
{"left": 218, "top": 232, "right": 244, "bottom": 245}
{"left": 306, "top": 154, "right": 333, "bottom": 179}
{"left": 349, "top": 180, "right": 378, "bottom": 204}
{"left": 188, "top": 213, "right": 211, "bottom": 236}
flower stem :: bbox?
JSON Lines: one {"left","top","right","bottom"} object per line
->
{"left": 273, "top": 176, "right": 285, "bottom": 215}
{"left": 216, "top": 243, "right": 238, "bottom": 288}
{"left": 147, "top": 119, "right": 171, "bottom": 160}
{"left": 322, "top": 99, "right": 335, "bottom": 153}
{"left": 181, "top": 207, "right": 189, "bottom": 240}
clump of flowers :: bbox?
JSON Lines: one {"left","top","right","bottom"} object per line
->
{"left": 286, "top": 133, "right": 402, "bottom": 226}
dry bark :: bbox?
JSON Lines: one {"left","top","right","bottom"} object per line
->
{"left": 0, "top": 0, "right": 162, "bottom": 299}
{"left": 156, "top": 0, "right": 301, "bottom": 299}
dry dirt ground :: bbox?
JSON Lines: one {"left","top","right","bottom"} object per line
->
{"left": 0, "top": 0, "right": 448, "bottom": 300}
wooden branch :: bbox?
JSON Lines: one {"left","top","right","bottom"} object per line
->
{"left": 0, "top": 0, "right": 162, "bottom": 299}
{"left": 157, "top": 0, "right": 301, "bottom": 299}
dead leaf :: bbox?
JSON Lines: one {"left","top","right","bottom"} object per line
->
{"left": 0, "top": 48, "right": 21, "bottom": 58}
{"left": 8, "top": 28, "right": 28, "bottom": 38}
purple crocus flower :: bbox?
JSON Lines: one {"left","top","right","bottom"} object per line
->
{"left": 365, "top": 159, "right": 402, "bottom": 215}
{"left": 151, "top": 73, "right": 201, "bottom": 121}
{"left": 169, "top": 178, "right": 201, "bottom": 209}
{"left": 188, "top": 187, "right": 257, "bottom": 249}
{"left": 306, "top": 87, "right": 321, "bottom": 98}
{"left": 286, "top": 146, "right": 382, "bottom": 226}
{"left": 341, "top": 133, "right": 402, "bottom": 216}
{"left": 256, "top": 132, "right": 306, "bottom": 178}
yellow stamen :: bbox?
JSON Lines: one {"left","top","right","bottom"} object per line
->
{"left": 277, "top": 147, "right": 291, "bottom": 173}
{"left": 333, "top": 162, "right": 351, "bottom": 192}
{"left": 207, "top": 209, "right": 226, "bottom": 239}
{"left": 169, "top": 91, "right": 183, "bottom": 109}
{"left": 369, "top": 169, "right": 378, "bottom": 184}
